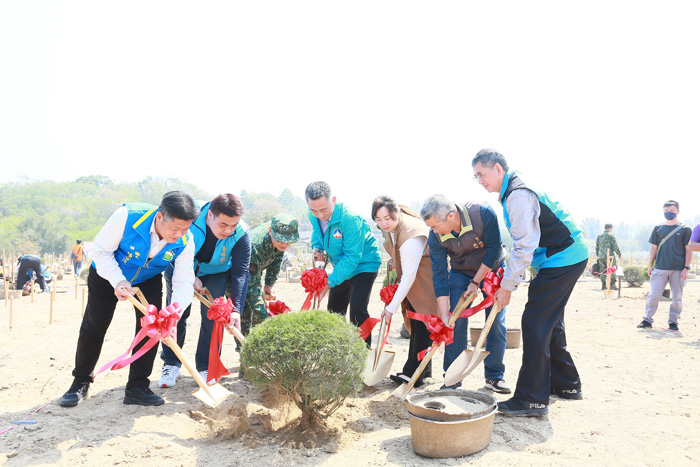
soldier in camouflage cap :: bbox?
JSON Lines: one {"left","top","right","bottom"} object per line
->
{"left": 596, "top": 224, "right": 623, "bottom": 289}
{"left": 241, "top": 213, "right": 299, "bottom": 335}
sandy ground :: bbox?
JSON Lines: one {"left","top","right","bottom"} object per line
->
{"left": 1, "top": 273, "right": 699, "bottom": 466}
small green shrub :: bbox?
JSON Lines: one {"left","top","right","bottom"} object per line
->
{"left": 240, "top": 310, "right": 368, "bottom": 430}
{"left": 623, "top": 266, "right": 644, "bottom": 287}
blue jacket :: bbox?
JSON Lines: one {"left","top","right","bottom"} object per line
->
{"left": 309, "top": 202, "right": 381, "bottom": 287}
{"left": 499, "top": 170, "right": 588, "bottom": 271}
{"left": 114, "top": 203, "right": 192, "bottom": 285}
{"left": 192, "top": 202, "right": 249, "bottom": 277}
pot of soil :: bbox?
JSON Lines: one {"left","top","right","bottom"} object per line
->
{"left": 406, "top": 389, "right": 497, "bottom": 458}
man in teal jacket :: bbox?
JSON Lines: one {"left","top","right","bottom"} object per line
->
{"left": 158, "top": 193, "right": 249, "bottom": 388}
{"left": 306, "top": 181, "right": 381, "bottom": 346}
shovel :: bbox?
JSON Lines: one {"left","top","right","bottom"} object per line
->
{"left": 125, "top": 287, "right": 230, "bottom": 408}
{"left": 391, "top": 292, "right": 477, "bottom": 400}
{"left": 193, "top": 288, "right": 246, "bottom": 344}
{"left": 444, "top": 300, "right": 501, "bottom": 387}
{"left": 362, "top": 315, "right": 395, "bottom": 386}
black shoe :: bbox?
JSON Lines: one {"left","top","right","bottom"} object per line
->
{"left": 123, "top": 386, "right": 164, "bottom": 406}
{"left": 550, "top": 387, "right": 583, "bottom": 400}
{"left": 59, "top": 380, "right": 90, "bottom": 407}
{"left": 400, "top": 324, "right": 410, "bottom": 339}
{"left": 637, "top": 320, "right": 652, "bottom": 329}
{"left": 669, "top": 323, "right": 679, "bottom": 331}
{"left": 498, "top": 397, "right": 548, "bottom": 417}
{"left": 439, "top": 381, "right": 462, "bottom": 390}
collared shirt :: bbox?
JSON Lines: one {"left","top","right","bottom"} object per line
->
{"left": 91, "top": 206, "right": 195, "bottom": 309}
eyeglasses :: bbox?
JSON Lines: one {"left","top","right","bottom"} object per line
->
{"left": 473, "top": 168, "right": 491, "bottom": 181}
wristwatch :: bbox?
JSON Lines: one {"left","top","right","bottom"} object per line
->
{"left": 470, "top": 279, "right": 480, "bottom": 287}
{"left": 684, "top": 266, "right": 690, "bottom": 270}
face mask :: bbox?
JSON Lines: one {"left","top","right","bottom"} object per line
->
{"left": 664, "top": 211, "right": 677, "bottom": 220}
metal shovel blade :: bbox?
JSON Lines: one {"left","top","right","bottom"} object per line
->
{"left": 443, "top": 299, "right": 502, "bottom": 388}
{"left": 363, "top": 349, "right": 395, "bottom": 386}
{"left": 444, "top": 348, "right": 491, "bottom": 387}
{"left": 193, "top": 380, "right": 231, "bottom": 408}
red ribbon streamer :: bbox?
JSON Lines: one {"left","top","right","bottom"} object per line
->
{"left": 458, "top": 268, "right": 504, "bottom": 319}
{"left": 357, "top": 317, "right": 380, "bottom": 341}
{"left": 267, "top": 300, "right": 291, "bottom": 316}
{"left": 357, "top": 284, "right": 400, "bottom": 342}
{"left": 94, "top": 303, "right": 182, "bottom": 380}
{"left": 207, "top": 297, "right": 233, "bottom": 383}
{"left": 300, "top": 268, "right": 328, "bottom": 310}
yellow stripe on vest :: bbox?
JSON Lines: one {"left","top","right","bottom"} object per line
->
{"left": 132, "top": 208, "right": 157, "bottom": 229}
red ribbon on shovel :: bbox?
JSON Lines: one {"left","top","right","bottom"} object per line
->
{"left": 300, "top": 268, "right": 328, "bottom": 310}
{"left": 358, "top": 284, "right": 398, "bottom": 342}
{"left": 207, "top": 297, "right": 234, "bottom": 383}
{"left": 267, "top": 300, "right": 291, "bottom": 316}
{"left": 94, "top": 303, "right": 182, "bottom": 380}
{"left": 405, "top": 311, "right": 454, "bottom": 361}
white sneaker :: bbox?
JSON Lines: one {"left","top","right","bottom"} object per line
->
{"left": 199, "top": 370, "right": 215, "bottom": 385}
{"left": 158, "top": 365, "right": 181, "bottom": 388}
{"left": 485, "top": 379, "right": 512, "bottom": 394}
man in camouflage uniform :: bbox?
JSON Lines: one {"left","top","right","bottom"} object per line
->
{"left": 596, "top": 224, "right": 623, "bottom": 289}
{"left": 241, "top": 213, "right": 299, "bottom": 335}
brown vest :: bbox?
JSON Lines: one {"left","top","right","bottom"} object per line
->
{"left": 439, "top": 202, "right": 493, "bottom": 277}
{"left": 382, "top": 209, "right": 439, "bottom": 316}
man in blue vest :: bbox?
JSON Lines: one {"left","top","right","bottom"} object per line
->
{"left": 60, "top": 191, "right": 199, "bottom": 408}
{"left": 472, "top": 149, "right": 589, "bottom": 417}
{"left": 158, "top": 193, "right": 249, "bottom": 388}
{"left": 305, "top": 181, "right": 381, "bottom": 346}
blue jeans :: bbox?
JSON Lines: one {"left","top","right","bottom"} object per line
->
{"left": 443, "top": 269, "right": 507, "bottom": 380}
{"left": 162, "top": 270, "right": 229, "bottom": 372}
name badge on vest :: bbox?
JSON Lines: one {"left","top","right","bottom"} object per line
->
{"left": 163, "top": 251, "right": 175, "bottom": 262}
{"left": 332, "top": 228, "right": 342, "bottom": 239}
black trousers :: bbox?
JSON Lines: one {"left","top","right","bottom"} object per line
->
{"left": 514, "top": 259, "right": 587, "bottom": 405}
{"left": 327, "top": 271, "right": 378, "bottom": 347}
{"left": 71, "top": 266, "right": 163, "bottom": 389}
{"left": 401, "top": 301, "right": 433, "bottom": 382}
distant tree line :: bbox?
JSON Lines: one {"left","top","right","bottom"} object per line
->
{"left": 0, "top": 176, "right": 310, "bottom": 256}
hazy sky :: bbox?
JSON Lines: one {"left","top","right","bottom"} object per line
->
{"left": 2, "top": 1, "right": 699, "bottom": 227}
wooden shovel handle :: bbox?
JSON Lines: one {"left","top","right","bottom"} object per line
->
{"left": 473, "top": 299, "right": 501, "bottom": 351}
{"left": 399, "top": 292, "right": 477, "bottom": 398}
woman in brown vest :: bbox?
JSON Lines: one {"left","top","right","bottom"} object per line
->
{"left": 371, "top": 195, "right": 440, "bottom": 387}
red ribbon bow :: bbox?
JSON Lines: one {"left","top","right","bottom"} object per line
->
{"left": 300, "top": 268, "right": 328, "bottom": 310}
{"left": 380, "top": 283, "right": 399, "bottom": 305}
{"left": 405, "top": 314, "right": 455, "bottom": 361}
{"left": 207, "top": 297, "right": 234, "bottom": 383}
{"left": 604, "top": 266, "right": 616, "bottom": 275}
{"left": 267, "top": 300, "right": 291, "bottom": 316}
{"left": 94, "top": 303, "right": 182, "bottom": 380}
